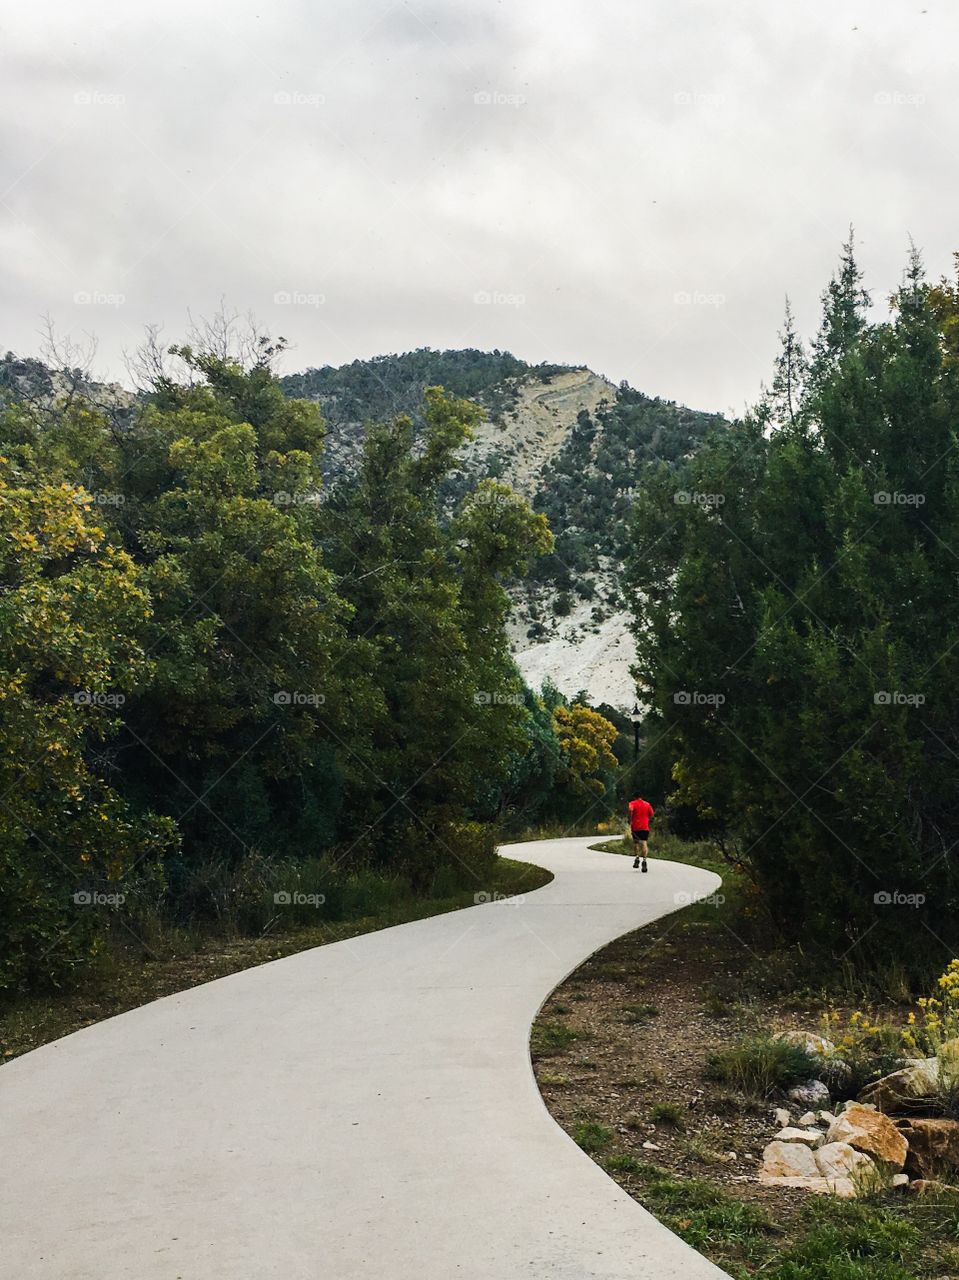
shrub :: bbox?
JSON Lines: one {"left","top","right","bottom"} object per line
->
{"left": 649, "top": 1101, "right": 685, "bottom": 1129}
{"left": 704, "top": 1035, "right": 819, "bottom": 1098}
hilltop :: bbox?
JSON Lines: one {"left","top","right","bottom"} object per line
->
{"left": 282, "top": 348, "right": 726, "bottom": 706}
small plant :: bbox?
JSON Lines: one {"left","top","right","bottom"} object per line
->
{"left": 621, "top": 1003, "right": 659, "bottom": 1024}
{"left": 681, "top": 1135, "right": 732, "bottom": 1166}
{"left": 703, "top": 989, "right": 738, "bottom": 1019}
{"left": 604, "top": 1153, "right": 643, "bottom": 1174}
{"left": 649, "top": 1101, "right": 686, "bottom": 1129}
{"left": 704, "top": 1034, "right": 819, "bottom": 1098}
{"left": 531, "top": 1021, "right": 586, "bottom": 1058}
{"left": 573, "top": 1120, "right": 613, "bottom": 1153}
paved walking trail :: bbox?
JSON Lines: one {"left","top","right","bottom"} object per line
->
{"left": 2, "top": 836, "right": 731, "bottom": 1279}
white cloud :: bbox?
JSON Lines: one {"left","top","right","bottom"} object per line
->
{"left": 1, "top": 0, "right": 956, "bottom": 412}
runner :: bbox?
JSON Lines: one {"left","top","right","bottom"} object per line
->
{"left": 627, "top": 794, "right": 654, "bottom": 872}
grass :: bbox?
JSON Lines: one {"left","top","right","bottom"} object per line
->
{"left": 649, "top": 1100, "right": 686, "bottom": 1129}
{"left": 704, "top": 1033, "right": 820, "bottom": 1099}
{"left": 530, "top": 1021, "right": 588, "bottom": 1059}
{"left": 573, "top": 1120, "right": 613, "bottom": 1153}
{"left": 621, "top": 1002, "right": 659, "bottom": 1024}
{"left": 609, "top": 1163, "right": 928, "bottom": 1278}
{"left": 1, "top": 854, "right": 552, "bottom": 1063}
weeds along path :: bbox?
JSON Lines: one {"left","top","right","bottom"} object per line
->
{"left": 1, "top": 836, "right": 728, "bottom": 1279}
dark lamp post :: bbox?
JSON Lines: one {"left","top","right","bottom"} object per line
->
{"left": 630, "top": 704, "right": 641, "bottom": 758}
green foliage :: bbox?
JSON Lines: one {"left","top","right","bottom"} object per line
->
{"left": 573, "top": 1120, "right": 613, "bottom": 1153}
{"left": 281, "top": 347, "right": 566, "bottom": 426}
{"left": 649, "top": 1101, "right": 685, "bottom": 1129}
{"left": 0, "top": 467, "right": 176, "bottom": 989}
{"left": 530, "top": 1021, "right": 585, "bottom": 1058}
{"left": 627, "top": 239, "right": 959, "bottom": 978}
{"left": 0, "top": 345, "right": 554, "bottom": 991}
{"left": 704, "top": 1035, "right": 819, "bottom": 1098}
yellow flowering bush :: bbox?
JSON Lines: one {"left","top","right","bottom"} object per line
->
{"left": 822, "top": 960, "right": 959, "bottom": 1084}
{"left": 903, "top": 959, "right": 959, "bottom": 1059}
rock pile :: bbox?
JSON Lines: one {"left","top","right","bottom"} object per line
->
{"left": 757, "top": 1030, "right": 959, "bottom": 1198}
{"left": 760, "top": 1102, "right": 908, "bottom": 1198}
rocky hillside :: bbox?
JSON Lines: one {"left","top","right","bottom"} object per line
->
{"left": 282, "top": 349, "right": 727, "bottom": 708}
{"left": 0, "top": 345, "right": 723, "bottom": 708}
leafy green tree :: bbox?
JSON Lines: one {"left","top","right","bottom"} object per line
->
{"left": 0, "top": 466, "right": 174, "bottom": 989}
{"left": 114, "top": 347, "right": 364, "bottom": 885}
{"left": 321, "top": 389, "right": 552, "bottom": 885}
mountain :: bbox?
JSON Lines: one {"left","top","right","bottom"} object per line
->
{"left": 281, "top": 349, "right": 727, "bottom": 707}
{"left": 0, "top": 345, "right": 724, "bottom": 707}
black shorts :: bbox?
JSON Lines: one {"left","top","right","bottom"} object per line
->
{"left": 631, "top": 829, "right": 649, "bottom": 842}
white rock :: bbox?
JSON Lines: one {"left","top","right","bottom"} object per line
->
{"left": 799, "top": 1111, "right": 818, "bottom": 1127}
{"left": 788, "top": 1080, "right": 831, "bottom": 1108}
{"left": 642, "top": 1141, "right": 660, "bottom": 1150}
{"left": 892, "top": 1174, "right": 910, "bottom": 1190}
{"left": 773, "top": 1107, "right": 791, "bottom": 1128}
{"left": 816, "top": 1141, "right": 876, "bottom": 1183}
{"left": 761, "top": 1139, "right": 820, "bottom": 1180}
{"left": 774, "top": 1127, "right": 824, "bottom": 1148}
{"left": 760, "top": 1173, "right": 832, "bottom": 1192}
{"left": 818, "top": 1110, "right": 836, "bottom": 1126}
{"left": 775, "top": 1029, "right": 835, "bottom": 1059}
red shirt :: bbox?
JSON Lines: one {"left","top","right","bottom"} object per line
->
{"left": 628, "top": 798, "right": 654, "bottom": 831}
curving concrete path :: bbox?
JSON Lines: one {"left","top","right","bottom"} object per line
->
{"left": 2, "top": 836, "right": 731, "bottom": 1279}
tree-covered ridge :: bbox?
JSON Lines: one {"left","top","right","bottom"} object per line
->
{"left": 281, "top": 346, "right": 570, "bottom": 426}
{"left": 282, "top": 348, "right": 728, "bottom": 601}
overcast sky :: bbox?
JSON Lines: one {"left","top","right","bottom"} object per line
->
{"left": 2, "top": 0, "right": 956, "bottom": 415}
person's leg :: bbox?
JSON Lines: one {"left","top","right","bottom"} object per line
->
{"left": 640, "top": 836, "right": 649, "bottom": 872}
{"left": 631, "top": 831, "right": 640, "bottom": 868}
